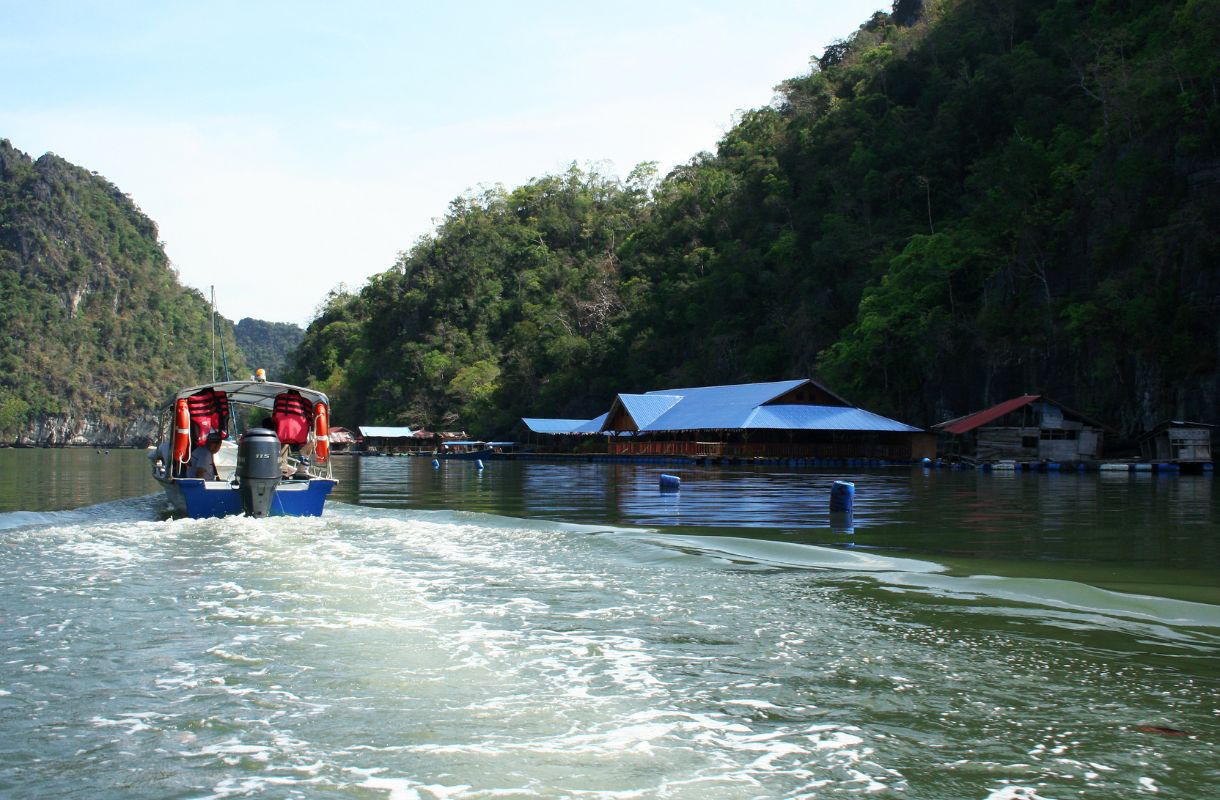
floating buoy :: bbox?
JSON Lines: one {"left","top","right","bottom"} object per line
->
{"left": 659, "top": 474, "right": 681, "bottom": 491}
{"left": 830, "top": 480, "right": 854, "bottom": 514}
{"left": 431, "top": 459, "right": 440, "bottom": 469}
{"left": 830, "top": 480, "right": 855, "bottom": 533}
{"left": 476, "top": 459, "right": 484, "bottom": 470}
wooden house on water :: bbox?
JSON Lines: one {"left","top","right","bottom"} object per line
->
{"left": 357, "top": 425, "right": 415, "bottom": 454}
{"left": 520, "top": 414, "right": 609, "bottom": 453}
{"left": 526, "top": 379, "right": 934, "bottom": 461}
{"left": 933, "top": 395, "right": 1108, "bottom": 463}
{"left": 327, "top": 426, "right": 357, "bottom": 453}
{"left": 1138, "top": 421, "right": 1214, "bottom": 467}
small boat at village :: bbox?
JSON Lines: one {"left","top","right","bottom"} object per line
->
{"left": 151, "top": 378, "right": 337, "bottom": 518}
{"left": 436, "top": 440, "right": 516, "bottom": 460}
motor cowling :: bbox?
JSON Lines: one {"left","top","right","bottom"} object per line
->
{"left": 237, "top": 427, "right": 280, "bottom": 516}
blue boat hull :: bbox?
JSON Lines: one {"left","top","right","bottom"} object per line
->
{"left": 158, "top": 477, "right": 336, "bottom": 519}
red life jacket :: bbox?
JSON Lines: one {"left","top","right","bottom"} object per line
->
{"left": 186, "top": 389, "right": 230, "bottom": 446}
{"left": 272, "top": 390, "right": 314, "bottom": 445}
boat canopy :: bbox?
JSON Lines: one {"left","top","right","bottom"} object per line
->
{"left": 172, "top": 380, "right": 330, "bottom": 410}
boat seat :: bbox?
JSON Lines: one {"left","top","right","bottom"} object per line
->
{"left": 213, "top": 440, "right": 238, "bottom": 481}
{"left": 279, "top": 444, "right": 317, "bottom": 479}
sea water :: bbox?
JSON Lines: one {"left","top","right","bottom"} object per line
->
{"left": 0, "top": 450, "right": 1216, "bottom": 798}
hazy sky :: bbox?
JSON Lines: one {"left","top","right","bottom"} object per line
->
{"left": 3, "top": 1, "right": 885, "bottom": 326}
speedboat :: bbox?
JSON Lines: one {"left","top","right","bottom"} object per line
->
{"left": 151, "top": 379, "right": 337, "bottom": 518}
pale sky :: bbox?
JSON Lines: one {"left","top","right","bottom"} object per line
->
{"left": 2, "top": 1, "right": 885, "bottom": 326}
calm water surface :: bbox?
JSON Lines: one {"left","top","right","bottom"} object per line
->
{"left": 1, "top": 449, "right": 1217, "bottom": 799}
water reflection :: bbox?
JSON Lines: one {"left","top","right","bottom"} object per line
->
{"left": 338, "top": 457, "right": 922, "bottom": 530}
{"left": 1, "top": 450, "right": 1215, "bottom": 601}
{"left": 0, "top": 448, "right": 159, "bottom": 512}
{"left": 329, "top": 457, "right": 1219, "bottom": 585}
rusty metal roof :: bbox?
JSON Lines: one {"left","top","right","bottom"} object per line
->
{"left": 934, "top": 395, "right": 1041, "bottom": 434}
{"left": 935, "top": 395, "right": 1115, "bottom": 435}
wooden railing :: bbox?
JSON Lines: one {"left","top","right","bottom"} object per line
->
{"left": 607, "top": 441, "right": 725, "bottom": 457}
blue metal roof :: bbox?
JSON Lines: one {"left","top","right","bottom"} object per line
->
{"left": 617, "top": 394, "right": 682, "bottom": 429}
{"left": 633, "top": 381, "right": 801, "bottom": 431}
{"left": 600, "top": 379, "right": 920, "bottom": 434}
{"left": 523, "top": 418, "right": 595, "bottom": 434}
{"left": 574, "top": 412, "right": 609, "bottom": 433}
{"left": 522, "top": 412, "right": 610, "bottom": 435}
{"left": 648, "top": 379, "right": 807, "bottom": 403}
{"left": 743, "top": 404, "right": 920, "bottom": 433}
{"left": 520, "top": 380, "right": 919, "bottom": 437}
{"left": 359, "top": 426, "right": 414, "bottom": 438}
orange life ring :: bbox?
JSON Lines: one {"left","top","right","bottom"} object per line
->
{"left": 314, "top": 402, "right": 330, "bottom": 462}
{"left": 172, "top": 398, "right": 191, "bottom": 464}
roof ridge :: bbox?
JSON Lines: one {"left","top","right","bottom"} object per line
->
{"left": 647, "top": 378, "right": 804, "bottom": 395}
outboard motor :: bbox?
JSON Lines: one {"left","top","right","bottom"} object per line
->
{"left": 237, "top": 427, "right": 280, "bottom": 517}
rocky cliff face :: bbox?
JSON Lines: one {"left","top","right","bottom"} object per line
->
{"left": 12, "top": 412, "right": 160, "bottom": 448}
{"left": 1, "top": 139, "right": 249, "bottom": 443}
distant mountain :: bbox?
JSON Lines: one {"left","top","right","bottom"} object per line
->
{"left": 235, "top": 318, "right": 304, "bottom": 382}
{"left": 0, "top": 138, "right": 246, "bottom": 445}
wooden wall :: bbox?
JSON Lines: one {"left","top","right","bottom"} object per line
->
{"left": 1142, "top": 427, "right": 1213, "bottom": 462}
{"left": 975, "top": 426, "right": 1103, "bottom": 461}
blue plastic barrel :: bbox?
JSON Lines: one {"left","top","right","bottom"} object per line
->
{"left": 659, "top": 474, "right": 681, "bottom": 491}
{"left": 431, "top": 459, "right": 440, "bottom": 468}
{"left": 476, "top": 459, "right": 485, "bottom": 470}
{"left": 830, "top": 480, "right": 855, "bottom": 514}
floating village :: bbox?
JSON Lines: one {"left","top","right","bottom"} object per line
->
{"left": 11, "top": 377, "right": 1213, "bottom": 485}
{"left": 344, "top": 378, "right": 1215, "bottom": 475}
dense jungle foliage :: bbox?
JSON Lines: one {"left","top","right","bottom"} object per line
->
{"left": 0, "top": 139, "right": 246, "bottom": 439}
{"left": 234, "top": 318, "right": 304, "bottom": 383}
{"left": 291, "top": 0, "right": 1219, "bottom": 438}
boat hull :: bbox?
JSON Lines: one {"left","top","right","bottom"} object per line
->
{"left": 440, "top": 449, "right": 495, "bottom": 460}
{"left": 156, "top": 476, "right": 336, "bottom": 519}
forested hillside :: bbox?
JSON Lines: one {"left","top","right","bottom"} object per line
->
{"left": 234, "top": 318, "right": 304, "bottom": 383}
{"left": 291, "top": 0, "right": 1219, "bottom": 438}
{"left": 0, "top": 139, "right": 246, "bottom": 445}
